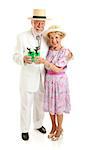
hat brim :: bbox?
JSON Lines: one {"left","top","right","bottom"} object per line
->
{"left": 28, "top": 17, "right": 51, "bottom": 20}
{"left": 43, "top": 29, "right": 66, "bottom": 38}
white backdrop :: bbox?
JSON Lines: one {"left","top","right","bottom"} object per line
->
{"left": 0, "top": 0, "right": 100, "bottom": 150}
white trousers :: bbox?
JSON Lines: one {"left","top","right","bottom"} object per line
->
{"left": 20, "top": 79, "right": 44, "bottom": 133}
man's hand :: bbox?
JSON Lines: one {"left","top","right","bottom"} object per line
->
{"left": 23, "top": 55, "right": 32, "bottom": 64}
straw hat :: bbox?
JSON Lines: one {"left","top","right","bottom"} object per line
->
{"left": 43, "top": 25, "right": 66, "bottom": 38}
{"left": 28, "top": 9, "right": 49, "bottom": 20}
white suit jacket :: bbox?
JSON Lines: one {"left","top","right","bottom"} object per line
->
{"left": 13, "top": 29, "right": 48, "bottom": 92}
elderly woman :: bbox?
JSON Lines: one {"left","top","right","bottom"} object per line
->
{"left": 36, "top": 25, "right": 73, "bottom": 140}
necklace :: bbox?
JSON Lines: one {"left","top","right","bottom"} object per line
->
{"left": 50, "top": 45, "right": 63, "bottom": 51}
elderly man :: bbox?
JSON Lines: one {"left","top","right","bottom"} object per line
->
{"left": 13, "top": 9, "right": 48, "bottom": 141}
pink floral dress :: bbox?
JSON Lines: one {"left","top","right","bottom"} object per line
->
{"left": 44, "top": 48, "right": 71, "bottom": 114}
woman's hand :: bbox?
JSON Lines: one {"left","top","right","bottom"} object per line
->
{"left": 34, "top": 56, "right": 45, "bottom": 64}
{"left": 67, "top": 49, "right": 74, "bottom": 60}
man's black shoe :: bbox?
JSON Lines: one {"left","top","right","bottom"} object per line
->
{"left": 22, "top": 132, "right": 29, "bottom": 141}
{"left": 37, "top": 126, "right": 46, "bottom": 134}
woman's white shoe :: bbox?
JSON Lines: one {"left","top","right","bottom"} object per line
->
{"left": 48, "top": 130, "right": 56, "bottom": 139}
{"left": 51, "top": 128, "right": 63, "bottom": 141}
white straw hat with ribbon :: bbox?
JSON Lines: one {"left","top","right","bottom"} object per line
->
{"left": 43, "top": 25, "right": 66, "bottom": 38}
{"left": 28, "top": 9, "right": 50, "bottom": 20}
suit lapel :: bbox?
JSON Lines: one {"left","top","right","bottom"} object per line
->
{"left": 40, "top": 38, "right": 48, "bottom": 59}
